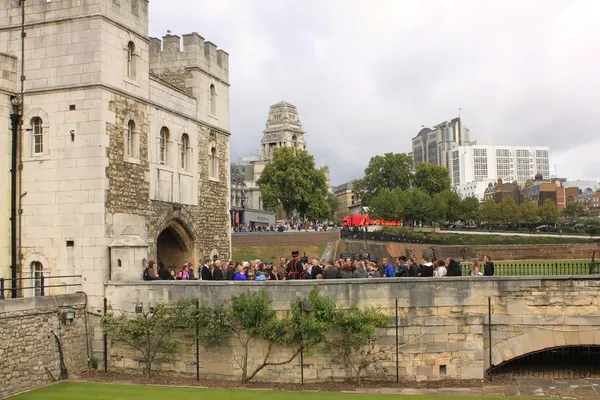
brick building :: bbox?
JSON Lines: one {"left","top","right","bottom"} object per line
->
{"left": 0, "top": 0, "right": 231, "bottom": 307}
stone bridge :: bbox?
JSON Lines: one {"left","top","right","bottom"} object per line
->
{"left": 103, "top": 276, "right": 600, "bottom": 382}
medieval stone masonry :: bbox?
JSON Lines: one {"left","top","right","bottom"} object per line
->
{"left": 0, "top": 0, "right": 231, "bottom": 308}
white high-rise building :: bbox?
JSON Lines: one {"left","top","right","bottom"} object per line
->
{"left": 451, "top": 143, "right": 551, "bottom": 199}
{"left": 411, "top": 117, "right": 470, "bottom": 172}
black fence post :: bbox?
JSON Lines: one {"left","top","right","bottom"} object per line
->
{"left": 103, "top": 297, "right": 108, "bottom": 373}
{"left": 488, "top": 296, "right": 493, "bottom": 382}
{"left": 40, "top": 273, "right": 45, "bottom": 297}
{"left": 0, "top": 278, "right": 4, "bottom": 300}
{"left": 395, "top": 298, "right": 399, "bottom": 384}
{"left": 195, "top": 299, "right": 200, "bottom": 382}
{"left": 300, "top": 333, "right": 304, "bottom": 385}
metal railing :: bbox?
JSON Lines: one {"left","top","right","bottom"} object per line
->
{"left": 0, "top": 274, "right": 82, "bottom": 300}
{"left": 459, "top": 260, "right": 594, "bottom": 276}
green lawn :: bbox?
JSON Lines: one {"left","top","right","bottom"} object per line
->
{"left": 13, "top": 382, "right": 506, "bottom": 400}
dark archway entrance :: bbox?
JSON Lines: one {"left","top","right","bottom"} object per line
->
{"left": 156, "top": 221, "right": 194, "bottom": 270}
{"left": 489, "top": 346, "right": 600, "bottom": 379}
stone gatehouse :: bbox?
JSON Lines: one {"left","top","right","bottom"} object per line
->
{"left": 0, "top": 0, "right": 231, "bottom": 308}
{"left": 103, "top": 276, "right": 600, "bottom": 382}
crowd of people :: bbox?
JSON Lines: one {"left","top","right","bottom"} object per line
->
{"left": 142, "top": 251, "right": 495, "bottom": 282}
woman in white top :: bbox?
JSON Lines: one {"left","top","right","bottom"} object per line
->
{"left": 434, "top": 259, "right": 447, "bottom": 277}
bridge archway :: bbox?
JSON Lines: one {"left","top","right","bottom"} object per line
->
{"left": 156, "top": 219, "right": 195, "bottom": 270}
{"left": 489, "top": 330, "right": 600, "bottom": 378}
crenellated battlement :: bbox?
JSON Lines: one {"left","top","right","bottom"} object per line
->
{"left": 149, "top": 32, "right": 229, "bottom": 84}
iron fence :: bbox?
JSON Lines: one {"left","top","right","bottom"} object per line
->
{"left": 0, "top": 274, "right": 82, "bottom": 300}
{"left": 459, "top": 260, "right": 593, "bottom": 276}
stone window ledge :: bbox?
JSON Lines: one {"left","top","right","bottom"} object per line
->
{"left": 208, "top": 113, "right": 218, "bottom": 121}
{"left": 123, "top": 77, "right": 140, "bottom": 88}
{"left": 24, "top": 154, "right": 51, "bottom": 162}
{"left": 208, "top": 177, "right": 220, "bottom": 183}
{"left": 124, "top": 157, "right": 140, "bottom": 165}
{"left": 179, "top": 170, "right": 194, "bottom": 177}
{"left": 157, "top": 164, "right": 176, "bottom": 173}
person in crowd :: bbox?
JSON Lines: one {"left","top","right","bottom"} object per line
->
{"left": 408, "top": 258, "right": 420, "bottom": 277}
{"left": 201, "top": 259, "right": 212, "bottom": 281}
{"left": 338, "top": 262, "right": 354, "bottom": 279}
{"left": 434, "top": 259, "right": 447, "bottom": 277}
{"left": 353, "top": 261, "right": 368, "bottom": 278}
{"left": 168, "top": 270, "right": 176, "bottom": 280}
{"left": 310, "top": 258, "right": 323, "bottom": 279}
{"left": 369, "top": 262, "right": 383, "bottom": 278}
{"left": 226, "top": 262, "right": 236, "bottom": 280}
{"left": 483, "top": 255, "right": 495, "bottom": 276}
{"left": 212, "top": 259, "right": 225, "bottom": 281}
{"left": 143, "top": 261, "right": 160, "bottom": 281}
{"left": 188, "top": 263, "right": 197, "bottom": 280}
{"left": 469, "top": 260, "right": 483, "bottom": 276}
{"left": 419, "top": 257, "right": 434, "bottom": 277}
{"left": 247, "top": 269, "right": 256, "bottom": 281}
{"left": 316, "top": 274, "right": 323, "bottom": 279}
{"left": 234, "top": 265, "right": 247, "bottom": 281}
{"left": 158, "top": 261, "right": 170, "bottom": 280}
{"left": 177, "top": 264, "right": 190, "bottom": 280}
{"left": 286, "top": 251, "right": 305, "bottom": 279}
{"left": 323, "top": 263, "right": 339, "bottom": 279}
{"left": 395, "top": 256, "right": 409, "bottom": 277}
{"left": 446, "top": 258, "right": 462, "bottom": 277}
{"left": 382, "top": 258, "right": 394, "bottom": 278}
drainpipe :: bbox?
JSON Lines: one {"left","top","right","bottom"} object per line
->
{"left": 10, "top": 96, "right": 21, "bottom": 298}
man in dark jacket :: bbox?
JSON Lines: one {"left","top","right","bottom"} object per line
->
{"left": 446, "top": 259, "right": 462, "bottom": 276}
{"left": 226, "top": 262, "right": 236, "bottom": 280}
{"left": 395, "top": 256, "right": 409, "bottom": 277}
{"left": 187, "top": 263, "right": 197, "bottom": 280}
{"left": 201, "top": 259, "right": 213, "bottom": 281}
{"left": 323, "top": 263, "right": 339, "bottom": 279}
{"left": 212, "top": 260, "right": 225, "bottom": 281}
{"left": 419, "top": 257, "right": 434, "bottom": 277}
{"left": 286, "top": 251, "right": 304, "bottom": 279}
{"left": 158, "top": 261, "right": 170, "bottom": 280}
{"left": 408, "top": 258, "right": 420, "bottom": 277}
{"left": 310, "top": 259, "right": 323, "bottom": 279}
{"left": 483, "top": 255, "right": 495, "bottom": 276}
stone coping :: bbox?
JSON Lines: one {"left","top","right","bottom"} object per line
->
{"left": 106, "top": 275, "right": 600, "bottom": 288}
{"left": 0, "top": 292, "right": 86, "bottom": 313}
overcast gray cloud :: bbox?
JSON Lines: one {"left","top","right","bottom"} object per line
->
{"left": 150, "top": 0, "right": 600, "bottom": 185}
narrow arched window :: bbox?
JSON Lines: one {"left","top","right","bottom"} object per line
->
{"left": 180, "top": 134, "right": 189, "bottom": 170}
{"left": 31, "top": 117, "right": 44, "bottom": 154}
{"left": 127, "top": 41, "right": 135, "bottom": 78}
{"left": 209, "top": 147, "right": 218, "bottom": 179}
{"left": 126, "top": 120, "right": 135, "bottom": 158}
{"left": 210, "top": 84, "right": 217, "bottom": 115}
{"left": 31, "top": 261, "right": 43, "bottom": 297}
{"left": 159, "top": 127, "right": 169, "bottom": 165}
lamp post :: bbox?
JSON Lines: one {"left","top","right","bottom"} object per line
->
{"left": 240, "top": 191, "right": 247, "bottom": 228}
{"left": 10, "top": 95, "right": 21, "bottom": 299}
{"left": 299, "top": 298, "right": 313, "bottom": 385}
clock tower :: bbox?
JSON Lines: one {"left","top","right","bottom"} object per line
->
{"left": 260, "top": 101, "right": 306, "bottom": 160}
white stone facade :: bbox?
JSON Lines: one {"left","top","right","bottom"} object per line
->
{"left": 0, "top": 0, "right": 231, "bottom": 307}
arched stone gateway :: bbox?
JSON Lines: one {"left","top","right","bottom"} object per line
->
{"left": 489, "top": 329, "right": 600, "bottom": 373}
{"left": 156, "top": 219, "right": 195, "bottom": 269}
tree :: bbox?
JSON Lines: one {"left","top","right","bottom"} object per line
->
{"left": 538, "top": 199, "right": 560, "bottom": 228}
{"left": 562, "top": 202, "right": 588, "bottom": 221}
{"left": 498, "top": 196, "right": 520, "bottom": 226}
{"left": 190, "top": 301, "right": 233, "bottom": 346}
{"left": 102, "top": 298, "right": 194, "bottom": 377}
{"left": 229, "top": 288, "right": 336, "bottom": 383}
{"left": 435, "top": 190, "right": 461, "bottom": 224}
{"left": 352, "top": 153, "right": 412, "bottom": 206}
{"left": 404, "top": 189, "right": 435, "bottom": 226}
{"left": 459, "top": 196, "right": 481, "bottom": 225}
{"left": 413, "top": 163, "right": 451, "bottom": 196}
{"left": 257, "top": 147, "right": 330, "bottom": 221}
{"left": 368, "top": 188, "right": 407, "bottom": 222}
{"left": 519, "top": 197, "right": 539, "bottom": 225}
{"left": 326, "top": 305, "right": 389, "bottom": 385}
{"left": 481, "top": 198, "right": 500, "bottom": 226}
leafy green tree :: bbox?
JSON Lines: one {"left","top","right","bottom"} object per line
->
{"left": 352, "top": 153, "right": 412, "bottom": 206}
{"left": 326, "top": 305, "right": 389, "bottom": 385}
{"left": 538, "top": 198, "right": 560, "bottom": 227}
{"left": 102, "top": 298, "right": 194, "bottom": 377}
{"left": 190, "top": 301, "right": 233, "bottom": 346}
{"left": 257, "top": 147, "right": 330, "bottom": 221}
{"left": 519, "top": 197, "right": 539, "bottom": 225}
{"left": 498, "top": 196, "right": 520, "bottom": 226}
{"left": 562, "top": 202, "right": 588, "bottom": 221}
{"left": 481, "top": 198, "right": 500, "bottom": 226}
{"left": 404, "top": 189, "right": 435, "bottom": 226}
{"left": 459, "top": 196, "right": 481, "bottom": 225}
{"left": 368, "top": 188, "right": 407, "bottom": 222}
{"left": 435, "top": 190, "right": 461, "bottom": 224}
{"left": 230, "top": 288, "right": 336, "bottom": 383}
{"left": 413, "top": 163, "right": 451, "bottom": 196}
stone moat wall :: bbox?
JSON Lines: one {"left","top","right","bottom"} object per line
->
{"left": 0, "top": 293, "right": 89, "bottom": 399}
{"left": 103, "top": 277, "right": 600, "bottom": 383}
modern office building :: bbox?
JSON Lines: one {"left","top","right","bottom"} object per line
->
{"left": 411, "top": 117, "right": 470, "bottom": 172}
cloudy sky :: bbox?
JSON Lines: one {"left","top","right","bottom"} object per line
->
{"left": 150, "top": 0, "right": 600, "bottom": 186}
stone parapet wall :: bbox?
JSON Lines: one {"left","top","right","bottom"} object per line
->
{"left": 0, "top": 293, "right": 90, "bottom": 399}
{"left": 103, "top": 277, "right": 600, "bottom": 383}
